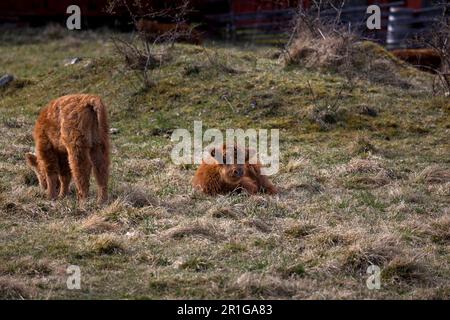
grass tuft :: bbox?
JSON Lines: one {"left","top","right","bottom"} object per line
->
{"left": 0, "top": 277, "right": 33, "bottom": 300}
{"left": 87, "top": 234, "right": 126, "bottom": 255}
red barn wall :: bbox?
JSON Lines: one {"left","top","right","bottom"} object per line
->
{"left": 405, "top": 0, "right": 422, "bottom": 9}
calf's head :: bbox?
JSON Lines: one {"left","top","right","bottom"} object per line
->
{"left": 210, "top": 144, "right": 252, "bottom": 184}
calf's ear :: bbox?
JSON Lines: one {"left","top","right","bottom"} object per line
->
{"left": 25, "top": 153, "right": 38, "bottom": 168}
{"left": 206, "top": 146, "right": 222, "bottom": 164}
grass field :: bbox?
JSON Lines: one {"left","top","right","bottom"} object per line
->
{"left": 0, "top": 28, "right": 449, "bottom": 299}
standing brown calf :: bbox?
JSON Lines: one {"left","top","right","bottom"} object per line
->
{"left": 26, "top": 94, "right": 110, "bottom": 203}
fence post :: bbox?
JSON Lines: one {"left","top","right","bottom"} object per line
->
{"left": 387, "top": 6, "right": 414, "bottom": 49}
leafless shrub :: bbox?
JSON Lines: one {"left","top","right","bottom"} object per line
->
{"left": 106, "top": 0, "right": 194, "bottom": 89}
{"left": 285, "top": 0, "right": 415, "bottom": 88}
{"left": 285, "top": 2, "right": 361, "bottom": 129}
{"left": 413, "top": 2, "right": 450, "bottom": 95}
{"left": 284, "top": 1, "right": 358, "bottom": 79}
{"left": 286, "top": 23, "right": 357, "bottom": 73}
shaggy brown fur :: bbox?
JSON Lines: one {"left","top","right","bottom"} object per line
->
{"left": 192, "top": 144, "right": 277, "bottom": 195}
{"left": 391, "top": 49, "right": 442, "bottom": 72}
{"left": 25, "top": 94, "right": 110, "bottom": 203}
{"left": 136, "top": 19, "right": 202, "bottom": 45}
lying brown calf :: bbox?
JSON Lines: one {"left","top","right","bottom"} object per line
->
{"left": 391, "top": 48, "right": 442, "bottom": 72}
{"left": 26, "top": 94, "right": 110, "bottom": 203}
{"left": 192, "top": 144, "right": 277, "bottom": 195}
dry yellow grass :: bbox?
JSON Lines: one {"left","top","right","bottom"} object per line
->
{"left": 0, "top": 27, "right": 449, "bottom": 299}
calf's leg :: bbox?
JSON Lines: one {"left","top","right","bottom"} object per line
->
{"left": 239, "top": 177, "right": 258, "bottom": 195}
{"left": 67, "top": 147, "right": 92, "bottom": 203}
{"left": 90, "top": 145, "right": 109, "bottom": 204}
{"left": 58, "top": 153, "right": 72, "bottom": 198}
{"left": 39, "top": 148, "right": 60, "bottom": 200}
